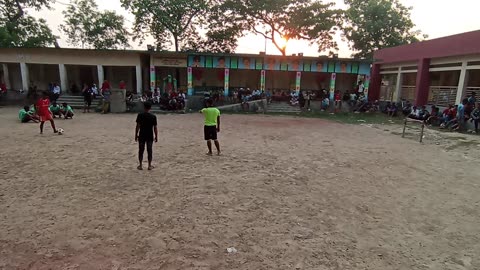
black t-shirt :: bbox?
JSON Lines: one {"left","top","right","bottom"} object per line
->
{"left": 136, "top": 112, "right": 157, "bottom": 141}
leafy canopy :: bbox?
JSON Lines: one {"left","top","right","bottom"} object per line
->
{"left": 60, "top": 0, "right": 130, "bottom": 50}
{"left": 0, "top": 0, "right": 56, "bottom": 47}
{"left": 217, "top": 0, "right": 342, "bottom": 55}
{"left": 343, "top": 0, "right": 426, "bottom": 59}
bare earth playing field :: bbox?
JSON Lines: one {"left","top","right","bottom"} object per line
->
{"left": 0, "top": 107, "right": 479, "bottom": 270}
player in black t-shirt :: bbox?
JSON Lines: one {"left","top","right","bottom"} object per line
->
{"left": 135, "top": 102, "right": 158, "bottom": 170}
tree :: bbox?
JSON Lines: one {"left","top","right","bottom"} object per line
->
{"left": 0, "top": 0, "right": 56, "bottom": 47}
{"left": 60, "top": 0, "right": 130, "bottom": 49}
{"left": 121, "top": 0, "right": 207, "bottom": 52}
{"left": 121, "top": 0, "right": 239, "bottom": 53}
{"left": 217, "top": 0, "right": 342, "bottom": 56}
{"left": 343, "top": 0, "right": 426, "bottom": 59}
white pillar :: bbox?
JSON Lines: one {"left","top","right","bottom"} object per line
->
{"left": 136, "top": 65, "right": 142, "bottom": 95}
{"left": 59, "top": 64, "right": 67, "bottom": 94}
{"left": 456, "top": 61, "right": 468, "bottom": 105}
{"left": 20, "top": 62, "right": 29, "bottom": 92}
{"left": 394, "top": 69, "right": 403, "bottom": 102}
{"left": 2, "top": 64, "right": 11, "bottom": 89}
{"left": 97, "top": 65, "right": 104, "bottom": 87}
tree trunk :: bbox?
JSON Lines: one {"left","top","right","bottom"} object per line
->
{"left": 174, "top": 35, "right": 179, "bottom": 52}
{"left": 271, "top": 29, "right": 287, "bottom": 56}
{"left": 272, "top": 38, "right": 287, "bottom": 56}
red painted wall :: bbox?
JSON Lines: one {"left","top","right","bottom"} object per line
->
{"left": 374, "top": 30, "right": 480, "bottom": 64}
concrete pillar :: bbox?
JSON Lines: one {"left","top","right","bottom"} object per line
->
{"left": 59, "top": 64, "right": 67, "bottom": 94}
{"left": 2, "top": 64, "right": 11, "bottom": 89}
{"left": 368, "top": 64, "right": 381, "bottom": 101}
{"left": 394, "top": 70, "right": 403, "bottom": 102}
{"left": 414, "top": 58, "right": 430, "bottom": 106}
{"left": 20, "top": 62, "right": 29, "bottom": 92}
{"left": 224, "top": 68, "right": 230, "bottom": 97}
{"left": 136, "top": 65, "right": 142, "bottom": 95}
{"left": 329, "top": 73, "right": 336, "bottom": 100}
{"left": 456, "top": 61, "right": 469, "bottom": 104}
{"left": 97, "top": 65, "right": 104, "bottom": 87}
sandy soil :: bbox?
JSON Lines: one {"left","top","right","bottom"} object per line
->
{"left": 0, "top": 107, "right": 479, "bottom": 270}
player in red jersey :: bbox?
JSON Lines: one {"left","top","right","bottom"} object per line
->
{"left": 36, "top": 91, "right": 57, "bottom": 134}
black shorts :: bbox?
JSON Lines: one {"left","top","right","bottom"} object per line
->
{"left": 204, "top": 125, "right": 217, "bottom": 141}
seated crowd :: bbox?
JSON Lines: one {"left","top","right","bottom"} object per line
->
{"left": 384, "top": 92, "right": 478, "bottom": 133}
{"left": 138, "top": 89, "right": 186, "bottom": 111}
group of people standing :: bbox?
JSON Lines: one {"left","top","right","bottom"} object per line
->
{"left": 82, "top": 80, "right": 114, "bottom": 113}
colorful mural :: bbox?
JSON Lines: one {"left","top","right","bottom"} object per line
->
{"left": 187, "top": 55, "right": 370, "bottom": 75}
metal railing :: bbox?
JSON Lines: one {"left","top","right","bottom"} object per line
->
{"left": 428, "top": 86, "right": 458, "bottom": 107}
{"left": 379, "top": 85, "right": 396, "bottom": 101}
{"left": 465, "top": 87, "right": 480, "bottom": 99}
{"left": 400, "top": 86, "right": 416, "bottom": 102}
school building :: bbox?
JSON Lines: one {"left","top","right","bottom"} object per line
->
{"left": 0, "top": 47, "right": 371, "bottom": 98}
{"left": 369, "top": 30, "right": 480, "bottom": 107}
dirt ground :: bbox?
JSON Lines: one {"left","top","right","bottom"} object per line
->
{"left": 0, "top": 107, "right": 479, "bottom": 270}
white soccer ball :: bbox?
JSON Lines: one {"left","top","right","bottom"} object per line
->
{"left": 57, "top": 128, "right": 64, "bottom": 135}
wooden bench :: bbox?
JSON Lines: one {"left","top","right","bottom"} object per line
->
{"left": 402, "top": 118, "right": 426, "bottom": 143}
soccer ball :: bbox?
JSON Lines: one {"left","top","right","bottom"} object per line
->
{"left": 57, "top": 128, "right": 65, "bottom": 135}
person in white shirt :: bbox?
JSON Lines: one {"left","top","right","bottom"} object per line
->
{"left": 91, "top": 84, "right": 98, "bottom": 97}
{"left": 52, "top": 83, "right": 61, "bottom": 101}
{"left": 358, "top": 81, "right": 365, "bottom": 94}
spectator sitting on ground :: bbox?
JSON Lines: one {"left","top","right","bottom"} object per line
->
{"left": 384, "top": 102, "right": 392, "bottom": 114}
{"left": 354, "top": 94, "right": 368, "bottom": 112}
{"left": 418, "top": 105, "right": 430, "bottom": 121}
{"left": 61, "top": 102, "right": 74, "bottom": 119}
{"left": 49, "top": 101, "right": 62, "bottom": 118}
{"left": 440, "top": 105, "right": 454, "bottom": 126}
{"left": 387, "top": 102, "right": 398, "bottom": 117}
{"left": 408, "top": 106, "right": 420, "bottom": 119}
{"left": 441, "top": 105, "right": 458, "bottom": 129}
{"left": 19, "top": 105, "right": 39, "bottom": 123}
{"left": 402, "top": 100, "right": 412, "bottom": 116}
{"left": 426, "top": 107, "right": 441, "bottom": 126}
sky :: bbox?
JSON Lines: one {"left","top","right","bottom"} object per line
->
{"left": 30, "top": 0, "right": 480, "bottom": 57}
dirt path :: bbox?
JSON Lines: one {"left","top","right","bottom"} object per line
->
{"left": 0, "top": 107, "right": 479, "bottom": 270}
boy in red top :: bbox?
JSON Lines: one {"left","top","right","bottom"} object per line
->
{"left": 36, "top": 91, "right": 57, "bottom": 134}
{"left": 334, "top": 90, "right": 342, "bottom": 112}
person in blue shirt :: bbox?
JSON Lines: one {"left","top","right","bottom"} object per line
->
{"left": 455, "top": 99, "right": 468, "bottom": 131}
{"left": 470, "top": 103, "right": 480, "bottom": 133}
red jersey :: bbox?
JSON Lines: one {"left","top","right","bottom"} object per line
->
{"left": 36, "top": 98, "right": 51, "bottom": 116}
{"left": 449, "top": 108, "right": 457, "bottom": 118}
{"left": 119, "top": 81, "right": 126, "bottom": 89}
{"left": 0, "top": 83, "right": 6, "bottom": 93}
{"left": 334, "top": 93, "right": 341, "bottom": 101}
{"left": 101, "top": 81, "right": 111, "bottom": 91}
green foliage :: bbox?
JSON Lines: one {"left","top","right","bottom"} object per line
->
{"left": 121, "top": 0, "right": 240, "bottom": 53}
{"left": 60, "top": 0, "right": 130, "bottom": 49}
{"left": 344, "top": 0, "right": 426, "bottom": 59}
{"left": 217, "top": 0, "right": 342, "bottom": 55}
{"left": 0, "top": 0, "right": 56, "bottom": 47}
